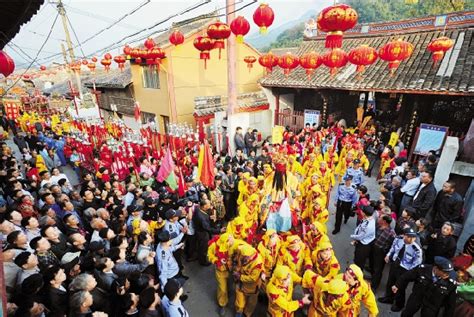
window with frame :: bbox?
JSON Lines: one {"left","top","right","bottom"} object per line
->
{"left": 141, "top": 66, "right": 160, "bottom": 89}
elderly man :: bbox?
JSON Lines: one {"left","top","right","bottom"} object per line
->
{"left": 412, "top": 171, "right": 437, "bottom": 220}
{"left": 432, "top": 180, "right": 464, "bottom": 229}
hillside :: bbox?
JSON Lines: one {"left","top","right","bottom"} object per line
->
{"left": 260, "top": 0, "right": 472, "bottom": 52}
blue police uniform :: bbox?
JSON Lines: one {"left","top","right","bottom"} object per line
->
{"left": 156, "top": 244, "right": 180, "bottom": 290}
{"left": 333, "top": 181, "right": 358, "bottom": 234}
{"left": 344, "top": 167, "right": 364, "bottom": 186}
{"left": 162, "top": 296, "right": 190, "bottom": 317}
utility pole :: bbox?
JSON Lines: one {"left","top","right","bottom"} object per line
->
{"left": 56, "top": 0, "right": 75, "bottom": 61}
{"left": 226, "top": 0, "right": 237, "bottom": 154}
{"left": 60, "top": 42, "right": 69, "bottom": 65}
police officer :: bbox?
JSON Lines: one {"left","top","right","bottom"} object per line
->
{"left": 379, "top": 227, "right": 423, "bottom": 312}
{"left": 164, "top": 209, "right": 187, "bottom": 275}
{"left": 343, "top": 159, "right": 364, "bottom": 187}
{"left": 157, "top": 191, "right": 178, "bottom": 220}
{"left": 333, "top": 175, "right": 358, "bottom": 234}
{"left": 392, "top": 256, "right": 457, "bottom": 317}
{"left": 155, "top": 231, "right": 186, "bottom": 291}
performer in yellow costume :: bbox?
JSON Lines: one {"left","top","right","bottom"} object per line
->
{"left": 303, "top": 241, "right": 340, "bottom": 285}
{"left": 277, "top": 235, "right": 308, "bottom": 279}
{"left": 324, "top": 144, "right": 339, "bottom": 170}
{"left": 303, "top": 221, "right": 330, "bottom": 251}
{"left": 315, "top": 160, "right": 335, "bottom": 194}
{"left": 339, "top": 264, "right": 378, "bottom": 317}
{"left": 307, "top": 277, "right": 350, "bottom": 317}
{"left": 257, "top": 229, "right": 281, "bottom": 283}
{"left": 226, "top": 216, "right": 248, "bottom": 242}
{"left": 266, "top": 265, "right": 311, "bottom": 317}
{"left": 301, "top": 197, "right": 329, "bottom": 225}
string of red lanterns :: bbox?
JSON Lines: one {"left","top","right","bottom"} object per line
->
{"left": 427, "top": 36, "right": 454, "bottom": 65}
{"left": 379, "top": 39, "right": 414, "bottom": 74}
{"left": 299, "top": 51, "right": 322, "bottom": 79}
{"left": 207, "top": 21, "right": 231, "bottom": 59}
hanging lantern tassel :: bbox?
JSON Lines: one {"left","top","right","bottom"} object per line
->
{"left": 326, "top": 31, "right": 344, "bottom": 50}
{"left": 200, "top": 51, "right": 210, "bottom": 69}
{"left": 389, "top": 61, "right": 401, "bottom": 76}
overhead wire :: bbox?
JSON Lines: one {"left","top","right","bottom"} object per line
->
{"left": 66, "top": 13, "right": 86, "bottom": 57}
{"left": 2, "top": 12, "right": 60, "bottom": 96}
{"left": 6, "top": 42, "right": 42, "bottom": 67}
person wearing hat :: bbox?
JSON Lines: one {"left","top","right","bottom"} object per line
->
{"left": 343, "top": 158, "right": 364, "bottom": 187}
{"left": 303, "top": 221, "right": 331, "bottom": 251}
{"left": 307, "top": 276, "right": 350, "bottom": 317}
{"left": 233, "top": 243, "right": 264, "bottom": 317}
{"left": 60, "top": 251, "right": 81, "bottom": 282}
{"left": 266, "top": 265, "right": 311, "bottom": 317}
{"left": 339, "top": 264, "right": 378, "bottom": 317}
{"left": 350, "top": 205, "right": 376, "bottom": 270}
{"left": 277, "top": 235, "right": 307, "bottom": 279}
{"left": 379, "top": 227, "right": 423, "bottom": 312}
{"left": 302, "top": 197, "right": 329, "bottom": 225}
{"left": 208, "top": 233, "right": 246, "bottom": 316}
{"left": 161, "top": 278, "right": 189, "bottom": 317}
{"left": 225, "top": 216, "right": 248, "bottom": 242}
{"left": 155, "top": 230, "right": 185, "bottom": 290}
{"left": 303, "top": 240, "right": 340, "bottom": 286}
{"left": 333, "top": 174, "right": 358, "bottom": 234}
{"left": 142, "top": 196, "right": 161, "bottom": 222}
{"left": 164, "top": 208, "right": 188, "bottom": 275}
{"left": 392, "top": 256, "right": 457, "bottom": 316}
{"left": 257, "top": 230, "right": 281, "bottom": 286}
{"left": 157, "top": 191, "right": 179, "bottom": 221}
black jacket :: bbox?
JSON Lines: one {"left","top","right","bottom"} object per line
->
{"left": 193, "top": 208, "right": 220, "bottom": 236}
{"left": 425, "top": 231, "right": 457, "bottom": 263}
{"left": 44, "top": 285, "right": 68, "bottom": 317}
{"left": 412, "top": 182, "right": 437, "bottom": 218}
{"left": 433, "top": 190, "right": 464, "bottom": 226}
{"left": 395, "top": 264, "right": 456, "bottom": 317}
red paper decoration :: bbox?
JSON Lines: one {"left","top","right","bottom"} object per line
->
{"left": 244, "top": 56, "right": 257, "bottom": 72}
{"left": 427, "top": 36, "right": 454, "bottom": 64}
{"left": 104, "top": 53, "right": 112, "bottom": 60}
{"left": 253, "top": 3, "right": 274, "bottom": 34}
{"left": 123, "top": 45, "right": 132, "bottom": 59}
{"left": 299, "top": 51, "right": 322, "bottom": 79}
{"left": 101, "top": 58, "right": 112, "bottom": 72}
{"left": 40, "top": 65, "right": 46, "bottom": 71}
{"left": 379, "top": 39, "right": 414, "bottom": 74}
{"left": 207, "top": 21, "right": 231, "bottom": 59}
{"left": 317, "top": 4, "right": 358, "bottom": 48}
{"left": 144, "top": 37, "right": 155, "bottom": 49}
{"left": 258, "top": 52, "right": 279, "bottom": 74}
{"left": 87, "top": 62, "right": 96, "bottom": 73}
{"left": 278, "top": 52, "right": 299, "bottom": 76}
{"left": 323, "top": 48, "right": 348, "bottom": 75}
{"left": 114, "top": 55, "right": 126, "bottom": 71}
{"left": 193, "top": 36, "right": 214, "bottom": 69}
{"left": 348, "top": 45, "right": 378, "bottom": 74}
{"left": 91, "top": 56, "right": 98, "bottom": 63}
{"left": 0, "top": 50, "right": 15, "bottom": 77}
{"left": 169, "top": 30, "right": 184, "bottom": 47}
{"left": 230, "top": 16, "right": 250, "bottom": 43}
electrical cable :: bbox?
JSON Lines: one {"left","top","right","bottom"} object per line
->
{"left": 2, "top": 12, "right": 60, "bottom": 96}
{"left": 66, "top": 13, "right": 86, "bottom": 58}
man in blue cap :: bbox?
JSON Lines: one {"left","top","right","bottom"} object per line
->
{"left": 343, "top": 159, "right": 364, "bottom": 187}
{"left": 333, "top": 174, "right": 358, "bottom": 234}
{"left": 391, "top": 256, "right": 457, "bottom": 316}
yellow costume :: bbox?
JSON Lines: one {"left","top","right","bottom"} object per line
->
{"left": 301, "top": 197, "right": 329, "bottom": 225}
{"left": 287, "top": 155, "right": 304, "bottom": 178}
{"left": 303, "top": 241, "right": 340, "bottom": 286}
{"left": 340, "top": 264, "right": 378, "bottom": 317}
{"left": 234, "top": 244, "right": 264, "bottom": 317}
{"left": 266, "top": 265, "right": 303, "bottom": 317}
{"left": 238, "top": 193, "right": 260, "bottom": 229}
{"left": 257, "top": 230, "right": 281, "bottom": 280}
{"left": 226, "top": 217, "right": 248, "bottom": 242}
{"left": 303, "top": 221, "right": 330, "bottom": 251}
{"left": 208, "top": 233, "right": 245, "bottom": 308}
{"left": 237, "top": 172, "right": 251, "bottom": 206}
{"left": 308, "top": 277, "right": 350, "bottom": 317}
{"left": 277, "top": 235, "right": 309, "bottom": 278}
{"left": 324, "top": 146, "right": 339, "bottom": 170}
{"left": 315, "top": 162, "right": 335, "bottom": 194}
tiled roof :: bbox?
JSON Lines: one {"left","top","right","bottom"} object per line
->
{"left": 0, "top": 0, "right": 45, "bottom": 49}
{"left": 84, "top": 67, "right": 132, "bottom": 89}
{"left": 270, "top": 48, "right": 299, "bottom": 56}
{"left": 261, "top": 11, "right": 474, "bottom": 95}
{"left": 194, "top": 91, "right": 269, "bottom": 117}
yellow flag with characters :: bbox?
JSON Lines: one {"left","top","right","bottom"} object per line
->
{"left": 272, "top": 125, "right": 285, "bottom": 144}
{"left": 388, "top": 132, "right": 399, "bottom": 148}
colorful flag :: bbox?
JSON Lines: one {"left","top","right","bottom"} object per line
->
{"left": 157, "top": 148, "right": 178, "bottom": 190}
{"left": 177, "top": 167, "right": 186, "bottom": 197}
{"left": 197, "top": 140, "right": 215, "bottom": 188}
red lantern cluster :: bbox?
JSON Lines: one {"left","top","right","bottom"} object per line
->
{"left": 0, "top": 51, "right": 15, "bottom": 77}
{"left": 123, "top": 45, "right": 132, "bottom": 59}
{"left": 207, "top": 21, "right": 231, "bottom": 59}
{"left": 258, "top": 52, "right": 278, "bottom": 74}
{"left": 169, "top": 30, "right": 184, "bottom": 47}
{"left": 299, "top": 51, "right": 322, "bottom": 79}
{"left": 253, "top": 3, "right": 274, "bottom": 34}
{"left": 230, "top": 16, "right": 250, "bottom": 43}
{"left": 70, "top": 61, "right": 82, "bottom": 74}
{"left": 317, "top": 4, "right": 358, "bottom": 48}
{"left": 379, "top": 39, "right": 414, "bottom": 74}
{"left": 193, "top": 36, "right": 214, "bottom": 69}
{"left": 427, "top": 36, "right": 454, "bottom": 64}
{"left": 125, "top": 37, "right": 166, "bottom": 71}
{"left": 278, "top": 52, "right": 299, "bottom": 76}
{"left": 348, "top": 45, "right": 378, "bottom": 74}
{"left": 323, "top": 48, "right": 348, "bottom": 75}
{"left": 244, "top": 56, "right": 256, "bottom": 72}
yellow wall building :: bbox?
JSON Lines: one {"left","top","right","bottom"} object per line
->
{"left": 130, "top": 14, "right": 264, "bottom": 133}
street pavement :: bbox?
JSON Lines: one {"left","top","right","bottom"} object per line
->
{"left": 6, "top": 139, "right": 400, "bottom": 316}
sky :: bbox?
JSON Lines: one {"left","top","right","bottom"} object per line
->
{"left": 7, "top": 0, "right": 333, "bottom": 70}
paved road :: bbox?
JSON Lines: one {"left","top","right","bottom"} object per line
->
{"left": 6, "top": 139, "right": 400, "bottom": 316}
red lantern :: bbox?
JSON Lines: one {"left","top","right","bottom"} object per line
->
{"left": 299, "top": 51, "right": 322, "bottom": 79}
{"left": 135, "top": 57, "right": 142, "bottom": 64}
{"left": 348, "top": 45, "right": 378, "bottom": 74}
{"left": 114, "top": 55, "right": 126, "bottom": 71}
{"left": 144, "top": 37, "right": 155, "bottom": 50}
{"left": 193, "top": 36, "right": 214, "bottom": 69}
{"left": 70, "top": 62, "right": 81, "bottom": 74}
{"left": 317, "top": 4, "right": 358, "bottom": 48}
{"left": 130, "top": 48, "right": 140, "bottom": 59}
{"left": 104, "top": 53, "right": 112, "bottom": 60}
{"left": 258, "top": 52, "right": 279, "bottom": 74}
{"left": 147, "top": 47, "right": 166, "bottom": 71}
{"left": 207, "top": 21, "right": 231, "bottom": 59}
{"left": 82, "top": 59, "right": 88, "bottom": 65}
{"left": 91, "top": 56, "right": 98, "bottom": 63}
{"left": 101, "top": 58, "right": 112, "bottom": 72}
{"left": 22, "top": 74, "right": 30, "bottom": 80}
{"left": 244, "top": 56, "right": 257, "bottom": 72}
{"left": 323, "top": 48, "right": 348, "bottom": 75}
{"left": 278, "top": 52, "right": 299, "bottom": 76}
{"left": 230, "top": 16, "right": 250, "bottom": 43}
{"left": 139, "top": 48, "right": 149, "bottom": 60}
{"left": 253, "top": 3, "right": 274, "bottom": 34}
{"left": 87, "top": 62, "right": 96, "bottom": 73}
{"left": 40, "top": 65, "right": 46, "bottom": 71}
{"left": 0, "top": 50, "right": 15, "bottom": 77}
{"left": 379, "top": 39, "right": 414, "bottom": 74}
{"left": 169, "top": 30, "right": 184, "bottom": 47}
{"left": 427, "top": 36, "right": 454, "bottom": 64}
{"left": 123, "top": 45, "right": 132, "bottom": 59}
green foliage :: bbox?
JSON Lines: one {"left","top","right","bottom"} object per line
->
{"left": 262, "top": 0, "right": 473, "bottom": 52}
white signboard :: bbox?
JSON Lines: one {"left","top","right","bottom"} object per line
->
{"left": 304, "top": 109, "right": 320, "bottom": 127}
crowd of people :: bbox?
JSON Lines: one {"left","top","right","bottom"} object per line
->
{"left": 0, "top": 115, "right": 472, "bottom": 317}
